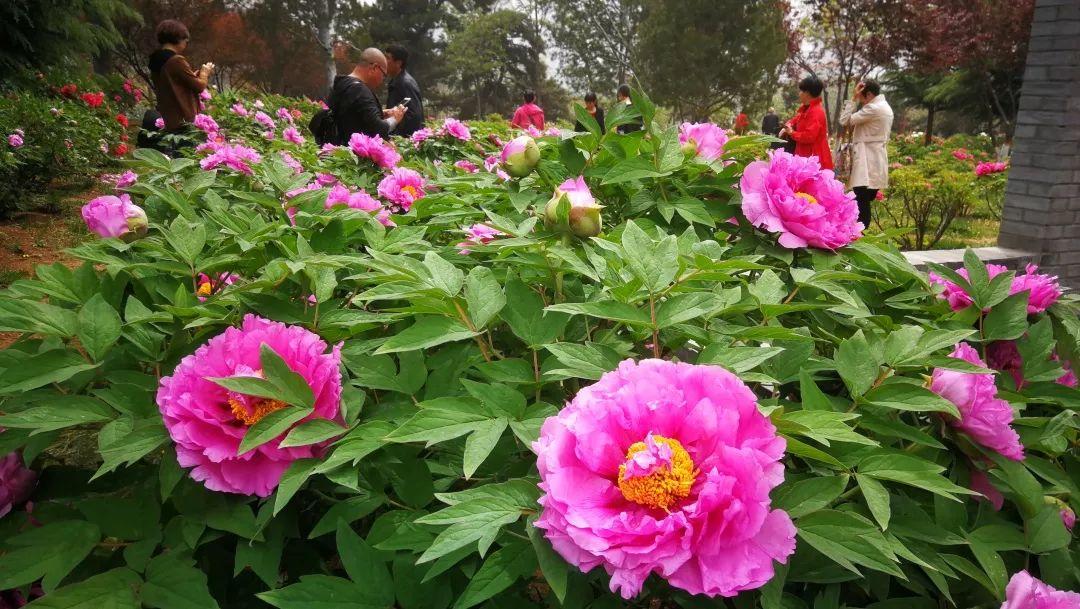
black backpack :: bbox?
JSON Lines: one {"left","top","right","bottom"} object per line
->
{"left": 309, "top": 76, "right": 361, "bottom": 146}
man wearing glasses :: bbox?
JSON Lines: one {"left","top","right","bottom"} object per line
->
{"left": 329, "top": 47, "right": 407, "bottom": 141}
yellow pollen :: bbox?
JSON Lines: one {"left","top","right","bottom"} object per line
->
{"left": 197, "top": 282, "right": 212, "bottom": 296}
{"left": 229, "top": 397, "right": 287, "bottom": 426}
{"left": 401, "top": 185, "right": 418, "bottom": 197}
{"left": 794, "top": 192, "right": 818, "bottom": 205}
{"left": 617, "top": 436, "right": 698, "bottom": 512}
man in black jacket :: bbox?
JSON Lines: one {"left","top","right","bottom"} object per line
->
{"left": 385, "top": 44, "right": 424, "bottom": 137}
{"left": 761, "top": 107, "right": 781, "bottom": 136}
{"left": 331, "top": 48, "right": 405, "bottom": 142}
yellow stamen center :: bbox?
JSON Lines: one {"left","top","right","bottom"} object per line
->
{"left": 229, "top": 397, "right": 287, "bottom": 426}
{"left": 795, "top": 192, "right": 818, "bottom": 205}
{"left": 401, "top": 185, "right": 418, "bottom": 198}
{"left": 197, "top": 282, "right": 212, "bottom": 296}
{"left": 617, "top": 436, "right": 697, "bottom": 512}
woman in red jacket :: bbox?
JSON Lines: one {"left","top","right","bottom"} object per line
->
{"left": 780, "top": 75, "right": 832, "bottom": 170}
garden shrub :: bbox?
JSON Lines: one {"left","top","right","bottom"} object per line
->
{"left": 0, "top": 89, "right": 1076, "bottom": 609}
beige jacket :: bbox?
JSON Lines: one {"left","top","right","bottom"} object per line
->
{"left": 839, "top": 95, "right": 894, "bottom": 190}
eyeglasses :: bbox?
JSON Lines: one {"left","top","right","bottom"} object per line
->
{"left": 366, "top": 62, "right": 387, "bottom": 77}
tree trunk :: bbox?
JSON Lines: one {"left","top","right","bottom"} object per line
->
{"left": 924, "top": 103, "right": 935, "bottom": 146}
{"left": 315, "top": 0, "right": 337, "bottom": 95}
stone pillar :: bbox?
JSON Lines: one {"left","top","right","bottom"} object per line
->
{"left": 998, "top": 0, "right": 1080, "bottom": 288}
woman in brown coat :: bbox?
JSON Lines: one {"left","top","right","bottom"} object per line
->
{"left": 149, "top": 20, "right": 213, "bottom": 132}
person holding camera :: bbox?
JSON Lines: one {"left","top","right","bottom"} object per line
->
{"left": 840, "top": 79, "right": 894, "bottom": 227}
{"left": 779, "top": 75, "right": 832, "bottom": 169}
{"left": 149, "top": 20, "right": 214, "bottom": 132}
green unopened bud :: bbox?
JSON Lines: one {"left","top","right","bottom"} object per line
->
{"left": 681, "top": 141, "right": 698, "bottom": 157}
{"left": 543, "top": 192, "right": 603, "bottom": 238}
{"left": 501, "top": 136, "right": 540, "bottom": 178}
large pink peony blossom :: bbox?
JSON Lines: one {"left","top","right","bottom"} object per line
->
{"left": 156, "top": 315, "right": 343, "bottom": 497}
{"left": 985, "top": 341, "right": 1077, "bottom": 389}
{"left": 929, "top": 263, "right": 1061, "bottom": 314}
{"left": 533, "top": 359, "right": 796, "bottom": 599}
{"left": 931, "top": 343, "right": 1024, "bottom": 461}
{"left": 1001, "top": 570, "right": 1080, "bottom": 609}
{"left": 442, "top": 118, "right": 471, "bottom": 141}
{"left": 348, "top": 133, "right": 400, "bottom": 169}
{"left": 0, "top": 451, "right": 36, "bottom": 519}
{"left": 679, "top": 122, "right": 729, "bottom": 162}
{"left": 193, "top": 113, "right": 219, "bottom": 134}
{"left": 282, "top": 125, "right": 305, "bottom": 145}
{"left": 740, "top": 150, "right": 863, "bottom": 249}
{"left": 200, "top": 143, "right": 262, "bottom": 175}
{"left": 377, "top": 167, "right": 426, "bottom": 212}
{"left": 325, "top": 184, "right": 394, "bottom": 227}
{"left": 81, "top": 194, "right": 148, "bottom": 238}
{"left": 411, "top": 127, "right": 434, "bottom": 148}
{"left": 253, "top": 111, "right": 275, "bottom": 130}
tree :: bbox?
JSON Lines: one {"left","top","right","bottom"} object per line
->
{"left": 0, "top": 0, "right": 137, "bottom": 77}
{"left": 543, "top": 0, "right": 645, "bottom": 95}
{"left": 635, "top": 0, "right": 788, "bottom": 120}
{"left": 444, "top": 10, "right": 545, "bottom": 118}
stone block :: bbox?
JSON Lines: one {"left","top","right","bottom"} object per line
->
{"left": 1049, "top": 184, "right": 1080, "bottom": 198}
{"left": 1027, "top": 51, "right": 1080, "bottom": 66}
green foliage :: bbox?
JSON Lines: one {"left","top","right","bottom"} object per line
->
{"left": 0, "top": 87, "right": 1077, "bottom": 609}
{"left": 0, "top": 0, "right": 137, "bottom": 77}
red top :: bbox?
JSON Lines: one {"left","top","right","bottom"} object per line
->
{"left": 735, "top": 113, "right": 749, "bottom": 129}
{"left": 511, "top": 103, "right": 545, "bottom": 130}
{"left": 787, "top": 97, "right": 832, "bottom": 170}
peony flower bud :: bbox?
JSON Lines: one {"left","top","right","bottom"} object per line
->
{"left": 500, "top": 135, "right": 540, "bottom": 178}
{"left": 543, "top": 176, "right": 603, "bottom": 238}
{"left": 81, "top": 194, "right": 148, "bottom": 240}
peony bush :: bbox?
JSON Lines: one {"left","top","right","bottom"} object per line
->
{"left": 0, "top": 88, "right": 1077, "bottom": 609}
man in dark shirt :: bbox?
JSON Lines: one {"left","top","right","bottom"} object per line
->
{"left": 384, "top": 44, "right": 424, "bottom": 137}
{"left": 614, "top": 84, "right": 643, "bottom": 135}
{"left": 330, "top": 48, "right": 405, "bottom": 142}
{"left": 761, "top": 107, "right": 781, "bottom": 136}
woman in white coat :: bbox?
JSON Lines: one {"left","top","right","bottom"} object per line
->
{"left": 840, "top": 79, "right": 894, "bottom": 227}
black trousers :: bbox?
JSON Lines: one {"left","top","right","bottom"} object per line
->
{"left": 853, "top": 186, "right": 877, "bottom": 228}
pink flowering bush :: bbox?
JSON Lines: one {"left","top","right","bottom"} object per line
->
{"left": 740, "top": 149, "right": 863, "bottom": 249}
{"left": 348, "top": 133, "right": 401, "bottom": 169}
{"left": 931, "top": 343, "right": 1024, "bottom": 461}
{"left": 156, "top": 315, "right": 343, "bottom": 497}
{"left": 679, "top": 121, "right": 728, "bottom": 161}
{"left": 81, "top": 194, "right": 147, "bottom": 238}
{"left": 534, "top": 359, "right": 795, "bottom": 598}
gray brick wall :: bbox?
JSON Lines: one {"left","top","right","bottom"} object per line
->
{"left": 998, "top": 0, "right": 1080, "bottom": 288}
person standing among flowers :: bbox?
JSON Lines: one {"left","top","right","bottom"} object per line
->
{"left": 573, "top": 92, "right": 605, "bottom": 133}
{"left": 330, "top": 48, "right": 406, "bottom": 141}
{"left": 615, "top": 84, "right": 643, "bottom": 134}
{"left": 733, "top": 109, "right": 749, "bottom": 135}
{"left": 149, "top": 20, "right": 213, "bottom": 132}
{"left": 779, "top": 75, "right": 832, "bottom": 169}
{"left": 839, "top": 79, "right": 894, "bottom": 227}
{"left": 511, "top": 91, "right": 545, "bottom": 130}
{"left": 761, "top": 107, "right": 781, "bottom": 137}
{"left": 384, "top": 44, "right": 424, "bottom": 138}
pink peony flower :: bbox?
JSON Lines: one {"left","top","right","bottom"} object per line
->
{"left": 315, "top": 172, "right": 338, "bottom": 186}
{"left": 457, "top": 223, "right": 503, "bottom": 254}
{"left": 348, "top": 133, "right": 401, "bottom": 169}
{"left": 7, "top": 133, "right": 23, "bottom": 148}
{"left": 196, "top": 272, "right": 239, "bottom": 301}
{"left": 534, "top": 359, "right": 795, "bottom": 599}
{"left": 263, "top": 130, "right": 275, "bottom": 141}
{"left": 282, "top": 125, "right": 305, "bottom": 145}
{"left": 740, "top": 149, "right": 862, "bottom": 249}
{"left": 410, "top": 127, "right": 434, "bottom": 148}
{"left": 156, "top": 315, "right": 343, "bottom": 497}
{"left": 483, "top": 155, "right": 499, "bottom": 172}
{"left": 931, "top": 343, "right": 1024, "bottom": 461}
{"left": 442, "top": 118, "right": 471, "bottom": 141}
{"left": 1000, "top": 570, "right": 1080, "bottom": 609}
{"left": 875, "top": 190, "right": 885, "bottom": 200}
{"left": 546, "top": 127, "right": 561, "bottom": 137}
{"left": 453, "top": 160, "right": 478, "bottom": 173}
{"left": 325, "top": 184, "right": 394, "bottom": 227}
{"left": 254, "top": 100, "right": 265, "bottom": 109}
{"left": 1062, "top": 506, "right": 1076, "bottom": 532}
{"left": 114, "top": 170, "right": 138, "bottom": 189}
{"left": 81, "top": 194, "right": 148, "bottom": 238}
{"left": 929, "top": 263, "right": 1060, "bottom": 314}
{"left": 986, "top": 340, "right": 1078, "bottom": 389}
{"left": 543, "top": 176, "right": 604, "bottom": 237}
{"left": 155, "top": 117, "right": 165, "bottom": 129}
{"left": 200, "top": 89, "right": 211, "bottom": 101}
{"left": 975, "top": 161, "right": 1008, "bottom": 176}
{"left": 377, "top": 167, "right": 426, "bottom": 212}
{"left": 200, "top": 143, "right": 262, "bottom": 175}
{"left": 276, "top": 107, "right": 293, "bottom": 122}
{"left": 679, "top": 122, "right": 729, "bottom": 162}
{"left": 284, "top": 182, "right": 320, "bottom": 200}
{"left": 0, "top": 451, "right": 37, "bottom": 518}
{"left": 231, "top": 103, "right": 249, "bottom": 117}
{"left": 253, "top": 111, "right": 275, "bottom": 130}
{"left": 278, "top": 151, "right": 303, "bottom": 174}
{"left": 969, "top": 467, "right": 1005, "bottom": 510}
{"left": 951, "top": 148, "right": 973, "bottom": 161}
{"left": 193, "top": 113, "right": 219, "bottom": 134}
{"left": 525, "top": 125, "right": 542, "bottom": 138}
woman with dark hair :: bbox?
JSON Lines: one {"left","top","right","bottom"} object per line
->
{"left": 149, "top": 19, "right": 213, "bottom": 132}
{"left": 840, "top": 79, "right": 894, "bottom": 226}
{"left": 511, "top": 91, "right": 545, "bottom": 130}
{"left": 780, "top": 75, "right": 832, "bottom": 169}
{"left": 574, "top": 92, "right": 605, "bottom": 133}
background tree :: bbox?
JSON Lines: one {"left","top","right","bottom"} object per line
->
{"left": 0, "top": 0, "right": 137, "bottom": 78}
{"left": 636, "top": 0, "right": 788, "bottom": 120}
{"left": 543, "top": 0, "right": 644, "bottom": 95}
